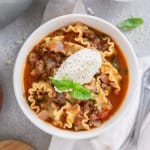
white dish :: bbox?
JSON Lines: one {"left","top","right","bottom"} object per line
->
{"left": 13, "top": 14, "right": 140, "bottom": 139}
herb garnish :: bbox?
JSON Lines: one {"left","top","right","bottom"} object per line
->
{"left": 50, "top": 78, "right": 73, "bottom": 91}
{"left": 111, "top": 56, "right": 120, "bottom": 71}
{"left": 50, "top": 78, "right": 92, "bottom": 100}
{"left": 118, "top": 17, "right": 144, "bottom": 30}
{"left": 123, "top": 68, "right": 128, "bottom": 75}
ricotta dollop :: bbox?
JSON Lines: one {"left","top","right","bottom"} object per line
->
{"left": 54, "top": 48, "right": 102, "bottom": 84}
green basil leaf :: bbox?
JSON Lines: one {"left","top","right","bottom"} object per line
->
{"left": 118, "top": 17, "right": 144, "bottom": 30}
{"left": 50, "top": 77, "right": 92, "bottom": 100}
{"left": 111, "top": 56, "right": 120, "bottom": 71}
{"left": 50, "top": 77, "right": 73, "bottom": 91}
{"left": 71, "top": 85, "right": 92, "bottom": 100}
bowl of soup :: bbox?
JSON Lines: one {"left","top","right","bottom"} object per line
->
{"left": 13, "top": 14, "right": 139, "bottom": 139}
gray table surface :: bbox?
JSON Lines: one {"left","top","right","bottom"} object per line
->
{"left": 0, "top": 0, "right": 150, "bottom": 150}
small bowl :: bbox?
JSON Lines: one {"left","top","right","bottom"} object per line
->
{"left": 13, "top": 14, "right": 140, "bottom": 139}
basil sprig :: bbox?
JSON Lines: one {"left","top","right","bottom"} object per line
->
{"left": 118, "top": 17, "right": 144, "bottom": 30}
{"left": 50, "top": 78, "right": 92, "bottom": 100}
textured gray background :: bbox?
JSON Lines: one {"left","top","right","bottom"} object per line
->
{"left": 0, "top": 0, "right": 150, "bottom": 150}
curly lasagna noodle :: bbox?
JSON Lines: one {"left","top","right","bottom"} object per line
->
{"left": 24, "top": 23, "right": 129, "bottom": 131}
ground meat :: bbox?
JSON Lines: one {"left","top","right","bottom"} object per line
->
{"left": 47, "top": 51, "right": 65, "bottom": 64}
{"left": 54, "top": 93, "right": 66, "bottom": 106}
{"left": 101, "top": 83, "right": 107, "bottom": 88}
{"left": 42, "top": 69, "right": 57, "bottom": 79}
{"left": 83, "top": 29, "right": 96, "bottom": 39}
{"left": 88, "top": 110, "right": 102, "bottom": 127}
{"left": 35, "top": 60, "right": 45, "bottom": 73}
{"left": 89, "top": 112, "right": 99, "bottom": 121}
{"left": 72, "top": 99, "right": 80, "bottom": 105}
{"left": 30, "top": 60, "right": 45, "bottom": 77}
{"left": 98, "top": 109, "right": 110, "bottom": 120}
{"left": 50, "top": 67, "right": 58, "bottom": 76}
{"left": 100, "top": 42, "right": 108, "bottom": 52}
{"left": 100, "top": 74, "right": 109, "bottom": 84}
{"left": 99, "top": 74, "right": 110, "bottom": 89}
{"left": 79, "top": 100, "right": 99, "bottom": 116}
{"left": 79, "top": 100, "right": 94, "bottom": 112}
{"left": 29, "top": 50, "right": 64, "bottom": 78}
{"left": 30, "top": 69, "right": 38, "bottom": 77}
{"left": 64, "top": 32, "right": 78, "bottom": 43}
{"left": 55, "top": 41, "right": 64, "bottom": 53}
{"left": 42, "top": 55, "right": 49, "bottom": 61}
{"left": 89, "top": 120, "right": 101, "bottom": 127}
{"left": 46, "top": 59, "right": 56, "bottom": 70}
{"left": 74, "top": 114, "right": 83, "bottom": 126}
{"left": 40, "top": 72, "right": 48, "bottom": 79}
{"left": 91, "top": 37, "right": 101, "bottom": 49}
{"left": 28, "top": 52, "right": 38, "bottom": 65}
{"left": 47, "top": 41, "right": 64, "bottom": 53}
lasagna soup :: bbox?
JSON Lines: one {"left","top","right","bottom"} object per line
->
{"left": 24, "top": 23, "right": 129, "bottom": 131}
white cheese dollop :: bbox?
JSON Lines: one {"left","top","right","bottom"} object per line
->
{"left": 54, "top": 48, "right": 102, "bottom": 84}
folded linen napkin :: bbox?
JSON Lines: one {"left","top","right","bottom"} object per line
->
{"left": 137, "top": 105, "right": 150, "bottom": 150}
{"left": 42, "top": 0, "right": 150, "bottom": 149}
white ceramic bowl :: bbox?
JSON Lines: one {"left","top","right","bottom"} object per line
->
{"left": 13, "top": 14, "right": 139, "bottom": 139}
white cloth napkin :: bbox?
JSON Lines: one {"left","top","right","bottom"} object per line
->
{"left": 42, "top": 0, "right": 150, "bottom": 149}
{"left": 138, "top": 109, "right": 150, "bottom": 150}
{"left": 137, "top": 56, "right": 150, "bottom": 150}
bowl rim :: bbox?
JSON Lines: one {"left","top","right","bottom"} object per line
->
{"left": 13, "top": 14, "right": 140, "bottom": 139}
